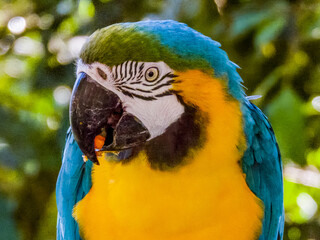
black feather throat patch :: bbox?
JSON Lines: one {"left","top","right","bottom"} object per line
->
{"left": 144, "top": 106, "right": 204, "bottom": 170}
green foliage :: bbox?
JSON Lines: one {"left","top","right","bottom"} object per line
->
{"left": 267, "top": 88, "right": 307, "bottom": 165}
{"left": 0, "top": 0, "right": 319, "bottom": 239}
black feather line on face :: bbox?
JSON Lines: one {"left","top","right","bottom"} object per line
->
{"left": 154, "top": 91, "right": 173, "bottom": 98}
{"left": 136, "top": 63, "right": 144, "bottom": 80}
{"left": 124, "top": 61, "right": 128, "bottom": 76}
{"left": 139, "top": 63, "right": 144, "bottom": 72}
{"left": 120, "top": 88, "right": 134, "bottom": 98}
{"left": 135, "top": 88, "right": 153, "bottom": 94}
{"left": 128, "top": 61, "right": 134, "bottom": 81}
{"left": 121, "top": 85, "right": 152, "bottom": 94}
{"left": 137, "top": 74, "right": 144, "bottom": 81}
{"left": 152, "top": 80, "right": 175, "bottom": 91}
{"left": 133, "top": 61, "right": 137, "bottom": 79}
{"left": 120, "top": 62, "right": 131, "bottom": 83}
{"left": 114, "top": 65, "right": 119, "bottom": 81}
{"left": 120, "top": 62, "right": 125, "bottom": 79}
{"left": 129, "top": 80, "right": 142, "bottom": 85}
{"left": 120, "top": 88, "right": 156, "bottom": 101}
{"left": 120, "top": 85, "right": 135, "bottom": 91}
{"left": 130, "top": 92, "right": 156, "bottom": 101}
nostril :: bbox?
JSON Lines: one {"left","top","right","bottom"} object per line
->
{"left": 97, "top": 67, "right": 107, "bottom": 80}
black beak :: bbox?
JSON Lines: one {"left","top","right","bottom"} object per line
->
{"left": 69, "top": 73, "right": 150, "bottom": 164}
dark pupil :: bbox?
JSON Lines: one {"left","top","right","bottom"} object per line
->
{"left": 148, "top": 71, "right": 154, "bottom": 77}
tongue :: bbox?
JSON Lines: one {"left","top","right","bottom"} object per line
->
{"left": 94, "top": 135, "right": 106, "bottom": 150}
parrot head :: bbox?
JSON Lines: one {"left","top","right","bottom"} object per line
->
{"left": 70, "top": 20, "right": 244, "bottom": 165}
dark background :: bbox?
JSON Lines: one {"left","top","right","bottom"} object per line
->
{"left": 0, "top": 0, "right": 319, "bottom": 239}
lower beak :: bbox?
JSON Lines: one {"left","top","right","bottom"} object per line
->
{"left": 69, "top": 73, "right": 150, "bottom": 164}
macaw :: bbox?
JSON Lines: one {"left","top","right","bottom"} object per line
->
{"left": 56, "top": 20, "right": 284, "bottom": 240}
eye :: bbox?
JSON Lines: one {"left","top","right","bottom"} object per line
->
{"left": 145, "top": 67, "right": 159, "bottom": 82}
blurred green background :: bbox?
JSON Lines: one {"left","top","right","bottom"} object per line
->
{"left": 0, "top": 0, "right": 319, "bottom": 239}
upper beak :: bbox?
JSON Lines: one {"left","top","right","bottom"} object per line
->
{"left": 69, "top": 73, "right": 150, "bottom": 164}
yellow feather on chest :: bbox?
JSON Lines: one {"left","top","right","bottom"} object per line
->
{"left": 73, "top": 70, "right": 263, "bottom": 240}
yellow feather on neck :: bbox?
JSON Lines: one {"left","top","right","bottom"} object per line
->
{"left": 73, "top": 70, "right": 263, "bottom": 240}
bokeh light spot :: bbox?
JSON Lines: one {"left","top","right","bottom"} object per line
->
{"left": 0, "top": 34, "right": 15, "bottom": 55}
{"left": 48, "top": 36, "right": 65, "bottom": 54}
{"left": 8, "top": 16, "right": 26, "bottom": 35}
{"left": 26, "top": 14, "right": 40, "bottom": 28}
{"left": 5, "top": 58, "right": 25, "bottom": 78}
{"left": 14, "top": 37, "right": 44, "bottom": 57}
{"left": 38, "top": 14, "right": 54, "bottom": 30}
{"left": 23, "top": 160, "right": 40, "bottom": 176}
{"left": 47, "top": 117, "right": 60, "bottom": 130}
{"left": 0, "top": 40, "right": 11, "bottom": 55}
{"left": 57, "top": 0, "right": 73, "bottom": 15}
{"left": 311, "top": 96, "right": 320, "bottom": 112}
{"left": 57, "top": 52, "right": 73, "bottom": 65}
{"left": 284, "top": 164, "right": 320, "bottom": 188}
{"left": 287, "top": 227, "right": 301, "bottom": 240}
{"left": 312, "top": 27, "right": 320, "bottom": 39}
{"left": 0, "top": 10, "right": 8, "bottom": 27}
{"left": 294, "top": 51, "right": 309, "bottom": 66}
{"left": 261, "top": 43, "right": 276, "bottom": 58}
{"left": 68, "top": 36, "right": 88, "bottom": 58}
{"left": 297, "top": 192, "right": 318, "bottom": 220}
{"left": 53, "top": 86, "right": 71, "bottom": 105}
{"left": 78, "top": 0, "right": 95, "bottom": 18}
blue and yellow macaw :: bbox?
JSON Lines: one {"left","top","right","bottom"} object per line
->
{"left": 56, "top": 20, "right": 284, "bottom": 240}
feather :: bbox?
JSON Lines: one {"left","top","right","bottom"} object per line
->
{"left": 56, "top": 128, "right": 92, "bottom": 240}
{"left": 242, "top": 99, "right": 284, "bottom": 240}
{"left": 246, "top": 95, "right": 262, "bottom": 101}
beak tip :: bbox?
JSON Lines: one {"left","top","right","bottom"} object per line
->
{"left": 89, "top": 155, "right": 100, "bottom": 165}
{"left": 94, "top": 160, "right": 100, "bottom": 165}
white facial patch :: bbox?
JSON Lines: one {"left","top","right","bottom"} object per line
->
{"left": 76, "top": 60, "right": 185, "bottom": 139}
